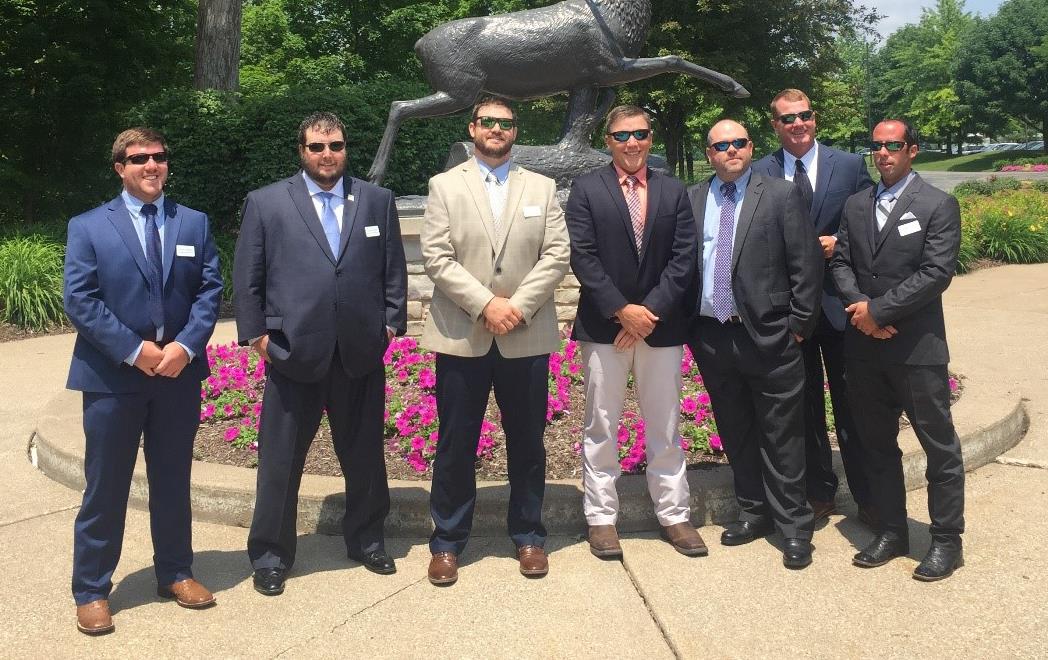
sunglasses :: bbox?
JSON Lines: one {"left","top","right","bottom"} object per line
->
{"left": 870, "top": 140, "right": 908, "bottom": 152}
{"left": 123, "top": 152, "right": 168, "bottom": 165}
{"left": 607, "top": 129, "right": 652, "bottom": 142}
{"left": 304, "top": 141, "right": 346, "bottom": 153}
{"left": 710, "top": 138, "right": 750, "bottom": 152}
{"left": 776, "top": 110, "right": 815, "bottom": 124}
{"left": 475, "top": 116, "right": 516, "bottom": 130}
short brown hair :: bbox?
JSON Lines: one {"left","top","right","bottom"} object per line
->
{"left": 111, "top": 127, "right": 167, "bottom": 164}
{"left": 471, "top": 96, "right": 517, "bottom": 123}
{"left": 298, "top": 111, "right": 346, "bottom": 145}
{"left": 603, "top": 105, "right": 651, "bottom": 134}
{"left": 769, "top": 89, "right": 812, "bottom": 116}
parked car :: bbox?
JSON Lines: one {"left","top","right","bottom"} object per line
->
{"left": 962, "top": 144, "right": 988, "bottom": 154}
{"left": 1021, "top": 140, "right": 1044, "bottom": 151}
{"left": 985, "top": 143, "right": 1020, "bottom": 152}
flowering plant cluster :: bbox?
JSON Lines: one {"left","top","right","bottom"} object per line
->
{"left": 200, "top": 336, "right": 726, "bottom": 475}
{"left": 998, "top": 164, "right": 1048, "bottom": 172}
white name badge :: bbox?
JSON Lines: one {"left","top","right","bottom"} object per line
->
{"left": 365, "top": 225, "right": 381, "bottom": 238}
{"left": 897, "top": 220, "right": 921, "bottom": 237}
{"left": 523, "top": 205, "right": 542, "bottom": 217}
{"left": 346, "top": 194, "right": 355, "bottom": 202}
{"left": 176, "top": 244, "right": 196, "bottom": 257}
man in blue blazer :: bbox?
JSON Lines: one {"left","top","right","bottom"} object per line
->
{"left": 752, "top": 89, "right": 876, "bottom": 527}
{"left": 234, "top": 112, "right": 407, "bottom": 596}
{"left": 64, "top": 127, "right": 223, "bottom": 634}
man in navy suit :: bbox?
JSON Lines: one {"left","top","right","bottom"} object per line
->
{"left": 64, "top": 127, "right": 223, "bottom": 634}
{"left": 234, "top": 112, "right": 407, "bottom": 596}
{"left": 752, "top": 89, "right": 876, "bottom": 527}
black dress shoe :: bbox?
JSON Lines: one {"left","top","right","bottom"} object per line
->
{"left": 913, "top": 544, "right": 963, "bottom": 582}
{"left": 349, "top": 549, "right": 397, "bottom": 575}
{"left": 853, "top": 533, "right": 909, "bottom": 568}
{"left": 720, "top": 520, "right": 774, "bottom": 546}
{"left": 253, "top": 567, "right": 286, "bottom": 596}
{"left": 782, "top": 538, "right": 813, "bottom": 569}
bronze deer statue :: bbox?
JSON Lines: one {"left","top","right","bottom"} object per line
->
{"left": 367, "top": 0, "right": 749, "bottom": 184}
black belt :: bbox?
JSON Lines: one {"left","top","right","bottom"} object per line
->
{"left": 701, "top": 315, "right": 743, "bottom": 325}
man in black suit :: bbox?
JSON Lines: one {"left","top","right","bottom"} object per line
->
{"left": 752, "top": 88, "right": 876, "bottom": 526}
{"left": 686, "top": 119, "right": 822, "bottom": 569}
{"left": 234, "top": 112, "right": 408, "bottom": 595}
{"left": 565, "top": 105, "right": 705, "bottom": 559}
{"left": 830, "top": 119, "right": 964, "bottom": 581}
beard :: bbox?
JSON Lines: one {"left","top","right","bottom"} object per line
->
{"left": 301, "top": 157, "right": 346, "bottom": 187}
{"left": 474, "top": 135, "right": 514, "bottom": 160}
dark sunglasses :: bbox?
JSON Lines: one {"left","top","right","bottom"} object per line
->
{"left": 123, "top": 152, "right": 168, "bottom": 165}
{"left": 776, "top": 110, "right": 815, "bottom": 124}
{"left": 305, "top": 141, "right": 346, "bottom": 153}
{"left": 607, "top": 129, "right": 652, "bottom": 142}
{"left": 476, "top": 116, "right": 516, "bottom": 130}
{"left": 870, "top": 140, "right": 908, "bottom": 152}
{"left": 710, "top": 138, "right": 750, "bottom": 152}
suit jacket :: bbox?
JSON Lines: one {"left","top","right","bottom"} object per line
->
{"left": 233, "top": 173, "right": 407, "bottom": 382}
{"left": 64, "top": 196, "right": 223, "bottom": 393}
{"left": 830, "top": 172, "right": 960, "bottom": 365}
{"left": 687, "top": 172, "right": 822, "bottom": 353}
{"left": 565, "top": 164, "right": 697, "bottom": 346}
{"left": 420, "top": 159, "right": 570, "bottom": 358}
{"left": 752, "top": 144, "right": 874, "bottom": 330}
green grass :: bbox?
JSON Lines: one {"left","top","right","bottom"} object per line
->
{"left": 0, "top": 234, "right": 66, "bottom": 330}
{"left": 912, "top": 150, "right": 1032, "bottom": 172}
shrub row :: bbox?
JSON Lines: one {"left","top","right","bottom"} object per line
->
{"left": 993, "top": 155, "right": 1048, "bottom": 170}
{"left": 957, "top": 189, "right": 1048, "bottom": 272}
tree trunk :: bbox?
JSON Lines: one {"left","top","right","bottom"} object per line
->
{"left": 193, "top": 0, "right": 241, "bottom": 91}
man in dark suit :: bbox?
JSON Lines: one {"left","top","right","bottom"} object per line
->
{"left": 752, "top": 88, "right": 876, "bottom": 526}
{"left": 64, "top": 127, "right": 223, "bottom": 634}
{"left": 565, "top": 105, "right": 705, "bottom": 559}
{"left": 830, "top": 119, "right": 964, "bottom": 581}
{"left": 234, "top": 112, "right": 407, "bottom": 595}
{"left": 686, "top": 119, "right": 822, "bottom": 569}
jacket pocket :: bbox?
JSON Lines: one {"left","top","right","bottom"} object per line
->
{"left": 768, "top": 291, "right": 791, "bottom": 311}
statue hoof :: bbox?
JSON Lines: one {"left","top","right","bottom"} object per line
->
{"left": 732, "top": 83, "right": 751, "bottom": 99}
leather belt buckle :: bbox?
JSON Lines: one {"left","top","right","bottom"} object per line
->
{"left": 725, "top": 315, "right": 743, "bottom": 325}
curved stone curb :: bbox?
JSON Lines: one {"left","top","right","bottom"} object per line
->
{"left": 31, "top": 385, "right": 1028, "bottom": 538}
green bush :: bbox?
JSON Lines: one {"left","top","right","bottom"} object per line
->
{"left": 956, "top": 215, "right": 982, "bottom": 274}
{"left": 1034, "top": 180, "right": 1048, "bottom": 194}
{"left": 992, "top": 155, "right": 1048, "bottom": 170}
{"left": 953, "top": 177, "right": 1022, "bottom": 197}
{"left": 0, "top": 235, "right": 66, "bottom": 330}
{"left": 959, "top": 189, "right": 1048, "bottom": 266}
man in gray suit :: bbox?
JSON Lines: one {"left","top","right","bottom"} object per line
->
{"left": 831, "top": 119, "right": 964, "bottom": 581}
{"left": 686, "top": 119, "right": 822, "bottom": 569}
{"left": 234, "top": 112, "right": 407, "bottom": 596}
{"left": 421, "top": 96, "right": 570, "bottom": 586}
{"left": 752, "top": 88, "right": 876, "bottom": 527}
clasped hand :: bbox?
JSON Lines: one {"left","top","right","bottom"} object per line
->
{"left": 845, "top": 301, "right": 898, "bottom": 340}
{"left": 134, "top": 341, "right": 189, "bottom": 377}
{"left": 483, "top": 296, "right": 524, "bottom": 335}
{"left": 613, "top": 304, "right": 659, "bottom": 351}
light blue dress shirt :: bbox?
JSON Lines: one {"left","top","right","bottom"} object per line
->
{"left": 699, "top": 169, "right": 752, "bottom": 319}
{"left": 302, "top": 172, "right": 346, "bottom": 230}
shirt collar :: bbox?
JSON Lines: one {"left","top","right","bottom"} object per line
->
{"left": 614, "top": 163, "right": 648, "bottom": 186}
{"left": 712, "top": 168, "right": 752, "bottom": 195}
{"left": 476, "top": 157, "right": 512, "bottom": 184}
{"left": 786, "top": 141, "right": 818, "bottom": 172}
{"left": 877, "top": 170, "right": 916, "bottom": 198}
{"left": 121, "top": 190, "right": 165, "bottom": 217}
{"left": 302, "top": 171, "right": 345, "bottom": 200}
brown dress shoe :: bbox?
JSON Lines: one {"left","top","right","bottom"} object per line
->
{"left": 660, "top": 521, "right": 709, "bottom": 557}
{"left": 517, "top": 545, "right": 549, "bottom": 577}
{"left": 809, "top": 498, "right": 837, "bottom": 522}
{"left": 428, "top": 552, "right": 458, "bottom": 585}
{"left": 157, "top": 578, "right": 216, "bottom": 608}
{"left": 76, "top": 599, "right": 114, "bottom": 635}
{"left": 588, "top": 524, "right": 623, "bottom": 558}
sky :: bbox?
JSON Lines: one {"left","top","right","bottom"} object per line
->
{"left": 872, "top": 0, "right": 1006, "bottom": 38}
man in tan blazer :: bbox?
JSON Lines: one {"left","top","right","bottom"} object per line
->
{"left": 421, "top": 96, "right": 570, "bottom": 586}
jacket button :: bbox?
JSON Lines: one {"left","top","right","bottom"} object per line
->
{"left": 336, "top": 268, "right": 343, "bottom": 276}
{"left": 495, "top": 267, "right": 502, "bottom": 274}
{"left": 872, "top": 273, "right": 878, "bottom": 279}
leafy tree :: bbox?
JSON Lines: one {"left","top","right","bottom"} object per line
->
{"left": 814, "top": 35, "right": 873, "bottom": 152}
{"left": 956, "top": 0, "right": 1048, "bottom": 153}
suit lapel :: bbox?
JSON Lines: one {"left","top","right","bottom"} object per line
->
{"left": 337, "top": 177, "right": 362, "bottom": 262}
{"left": 161, "top": 198, "right": 180, "bottom": 284}
{"left": 599, "top": 165, "right": 639, "bottom": 261}
{"left": 691, "top": 179, "right": 711, "bottom": 244}
{"left": 460, "top": 160, "right": 498, "bottom": 252}
{"left": 810, "top": 146, "right": 834, "bottom": 224}
{"left": 770, "top": 149, "right": 787, "bottom": 178}
{"left": 874, "top": 174, "right": 922, "bottom": 256}
{"left": 288, "top": 174, "right": 337, "bottom": 264}
{"left": 731, "top": 174, "right": 762, "bottom": 271}
{"left": 106, "top": 197, "right": 151, "bottom": 283}
{"left": 639, "top": 168, "right": 662, "bottom": 265}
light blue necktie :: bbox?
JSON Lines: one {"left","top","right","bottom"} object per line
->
{"left": 317, "top": 191, "right": 340, "bottom": 256}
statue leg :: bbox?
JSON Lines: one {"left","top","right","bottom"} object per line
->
{"left": 607, "top": 57, "right": 751, "bottom": 98}
{"left": 367, "top": 92, "right": 472, "bottom": 185}
{"left": 559, "top": 87, "right": 617, "bottom": 151}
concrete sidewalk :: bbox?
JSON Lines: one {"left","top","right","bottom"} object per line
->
{"left": 3, "top": 265, "right": 1048, "bottom": 657}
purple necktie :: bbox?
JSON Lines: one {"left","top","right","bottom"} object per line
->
{"left": 625, "top": 175, "right": 643, "bottom": 251}
{"left": 712, "top": 181, "right": 737, "bottom": 322}
{"left": 141, "top": 203, "right": 165, "bottom": 333}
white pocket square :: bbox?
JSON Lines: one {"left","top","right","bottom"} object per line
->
{"left": 900, "top": 211, "right": 917, "bottom": 220}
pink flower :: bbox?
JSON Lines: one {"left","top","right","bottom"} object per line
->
{"left": 681, "top": 396, "right": 698, "bottom": 415}
{"left": 949, "top": 377, "right": 959, "bottom": 392}
{"left": 709, "top": 434, "right": 723, "bottom": 452}
{"left": 224, "top": 427, "right": 240, "bottom": 442}
{"left": 418, "top": 368, "right": 436, "bottom": 389}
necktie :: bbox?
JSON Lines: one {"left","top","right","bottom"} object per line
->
{"left": 625, "top": 175, "right": 643, "bottom": 251}
{"left": 876, "top": 191, "right": 896, "bottom": 232}
{"left": 794, "top": 159, "right": 814, "bottom": 212}
{"left": 484, "top": 172, "right": 506, "bottom": 240}
{"left": 141, "top": 203, "right": 165, "bottom": 334}
{"left": 317, "top": 191, "right": 340, "bottom": 256}
{"left": 712, "top": 182, "right": 737, "bottom": 323}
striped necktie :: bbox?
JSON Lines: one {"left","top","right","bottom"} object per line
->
{"left": 876, "top": 191, "right": 896, "bottom": 232}
{"left": 625, "top": 175, "right": 643, "bottom": 251}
